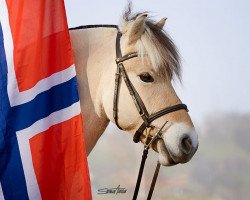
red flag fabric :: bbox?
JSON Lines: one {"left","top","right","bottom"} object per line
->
{"left": 0, "top": 0, "right": 92, "bottom": 199}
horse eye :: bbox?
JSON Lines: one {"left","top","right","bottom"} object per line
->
{"left": 139, "top": 72, "right": 154, "bottom": 83}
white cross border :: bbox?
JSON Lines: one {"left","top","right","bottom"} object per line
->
{"left": 16, "top": 101, "right": 81, "bottom": 199}
{"left": 0, "top": 0, "right": 76, "bottom": 107}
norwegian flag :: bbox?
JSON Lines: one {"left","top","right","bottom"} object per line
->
{"left": 0, "top": 0, "right": 92, "bottom": 200}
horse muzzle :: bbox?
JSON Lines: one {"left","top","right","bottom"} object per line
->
{"left": 157, "top": 122, "right": 199, "bottom": 166}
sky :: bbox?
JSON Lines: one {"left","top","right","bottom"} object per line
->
{"left": 65, "top": 0, "right": 250, "bottom": 125}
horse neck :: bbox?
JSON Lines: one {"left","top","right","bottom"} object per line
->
{"left": 70, "top": 27, "right": 117, "bottom": 155}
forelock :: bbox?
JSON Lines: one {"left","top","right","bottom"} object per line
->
{"left": 121, "top": 4, "right": 181, "bottom": 80}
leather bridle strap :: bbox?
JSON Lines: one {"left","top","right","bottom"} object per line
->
{"left": 113, "top": 60, "right": 150, "bottom": 129}
{"left": 113, "top": 32, "right": 122, "bottom": 129}
{"left": 113, "top": 32, "right": 150, "bottom": 130}
{"left": 147, "top": 162, "right": 161, "bottom": 200}
{"left": 132, "top": 148, "right": 161, "bottom": 200}
{"left": 133, "top": 103, "right": 188, "bottom": 143}
{"left": 118, "top": 63, "right": 149, "bottom": 119}
{"left": 133, "top": 121, "right": 167, "bottom": 200}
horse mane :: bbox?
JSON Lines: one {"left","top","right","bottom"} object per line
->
{"left": 121, "top": 4, "right": 181, "bottom": 80}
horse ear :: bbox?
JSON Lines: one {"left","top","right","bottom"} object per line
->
{"left": 128, "top": 14, "right": 147, "bottom": 44}
{"left": 156, "top": 17, "right": 167, "bottom": 29}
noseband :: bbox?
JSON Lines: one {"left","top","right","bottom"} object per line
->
{"left": 113, "top": 30, "right": 189, "bottom": 199}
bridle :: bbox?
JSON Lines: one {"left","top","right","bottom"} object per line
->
{"left": 69, "top": 24, "right": 189, "bottom": 199}
{"left": 113, "top": 30, "right": 189, "bottom": 199}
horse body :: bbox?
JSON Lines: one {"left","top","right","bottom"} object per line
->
{"left": 69, "top": 9, "right": 198, "bottom": 166}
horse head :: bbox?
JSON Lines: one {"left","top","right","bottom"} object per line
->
{"left": 102, "top": 9, "right": 198, "bottom": 166}
{"left": 70, "top": 6, "right": 198, "bottom": 167}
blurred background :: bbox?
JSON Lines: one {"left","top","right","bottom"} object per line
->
{"left": 65, "top": 1, "right": 250, "bottom": 199}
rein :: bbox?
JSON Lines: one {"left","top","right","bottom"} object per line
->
{"left": 113, "top": 29, "right": 189, "bottom": 199}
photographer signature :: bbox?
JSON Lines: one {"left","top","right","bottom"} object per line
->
{"left": 97, "top": 185, "right": 127, "bottom": 195}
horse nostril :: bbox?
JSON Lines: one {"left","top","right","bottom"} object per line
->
{"left": 180, "top": 136, "right": 193, "bottom": 155}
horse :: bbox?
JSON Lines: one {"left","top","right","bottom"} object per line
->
{"left": 69, "top": 7, "right": 198, "bottom": 167}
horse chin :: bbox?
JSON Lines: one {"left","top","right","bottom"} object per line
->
{"left": 157, "top": 139, "right": 178, "bottom": 166}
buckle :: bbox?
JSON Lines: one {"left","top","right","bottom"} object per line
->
{"left": 115, "top": 58, "right": 122, "bottom": 64}
{"left": 145, "top": 121, "right": 168, "bottom": 149}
